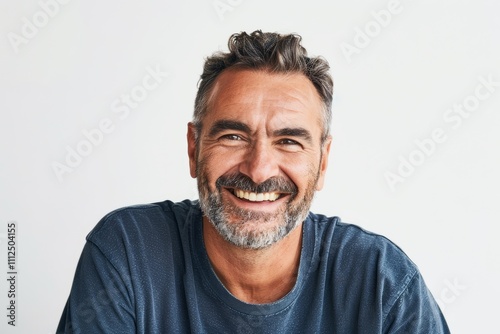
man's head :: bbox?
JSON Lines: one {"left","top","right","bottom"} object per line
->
{"left": 187, "top": 31, "right": 333, "bottom": 250}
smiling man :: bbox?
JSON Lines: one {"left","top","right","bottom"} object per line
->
{"left": 57, "top": 31, "right": 450, "bottom": 333}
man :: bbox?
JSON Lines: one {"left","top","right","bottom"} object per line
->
{"left": 57, "top": 30, "right": 450, "bottom": 333}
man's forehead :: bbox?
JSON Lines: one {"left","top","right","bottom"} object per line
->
{"left": 204, "top": 69, "right": 324, "bottom": 130}
{"left": 209, "top": 69, "right": 320, "bottom": 103}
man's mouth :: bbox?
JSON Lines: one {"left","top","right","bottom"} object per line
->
{"left": 231, "top": 189, "right": 282, "bottom": 202}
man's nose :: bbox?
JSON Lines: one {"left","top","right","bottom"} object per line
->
{"left": 238, "top": 142, "right": 280, "bottom": 185}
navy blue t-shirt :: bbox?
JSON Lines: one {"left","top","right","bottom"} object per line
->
{"left": 57, "top": 200, "right": 449, "bottom": 333}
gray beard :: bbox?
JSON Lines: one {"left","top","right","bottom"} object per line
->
{"left": 198, "top": 180, "right": 316, "bottom": 250}
{"left": 201, "top": 193, "right": 306, "bottom": 249}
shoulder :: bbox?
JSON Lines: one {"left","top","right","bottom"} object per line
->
{"left": 86, "top": 199, "right": 200, "bottom": 247}
{"left": 308, "top": 212, "right": 416, "bottom": 272}
{"left": 307, "top": 212, "right": 420, "bottom": 315}
{"left": 306, "top": 214, "right": 449, "bottom": 332}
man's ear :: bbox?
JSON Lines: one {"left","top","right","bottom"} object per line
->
{"left": 187, "top": 122, "right": 198, "bottom": 178}
{"left": 315, "top": 135, "right": 332, "bottom": 191}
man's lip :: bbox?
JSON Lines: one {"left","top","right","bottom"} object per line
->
{"left": 225, "top": 187, "right": 289, "bottom": 202}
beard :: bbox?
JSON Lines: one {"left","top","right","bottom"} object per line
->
{"left": 197, "top": 165, "right": 319, "bottom": 250}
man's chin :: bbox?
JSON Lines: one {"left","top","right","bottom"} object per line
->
{"left": 210, "top": 210, "right": 300, "bottom": 249}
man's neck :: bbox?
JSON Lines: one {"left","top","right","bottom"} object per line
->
{"left": 202, "top": 218, "right": 303, "bottom": 304}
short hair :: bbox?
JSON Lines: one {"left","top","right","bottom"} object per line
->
{"left": 193, "top": 30, "right": 333, "bottom": 144}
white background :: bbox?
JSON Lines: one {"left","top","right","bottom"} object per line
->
{"left": 1, "top": 0, "right": 499, "bottom": 333}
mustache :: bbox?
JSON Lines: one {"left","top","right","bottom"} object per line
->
{"left": 216, "top": 173, "right": 297, "bottom": 194}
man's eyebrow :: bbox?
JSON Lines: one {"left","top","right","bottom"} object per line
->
{"left": 273, "top": 127, "right": 313, "bottom": 143}
{"left": 208, "top": 120, "right": 251, "bottom": 137}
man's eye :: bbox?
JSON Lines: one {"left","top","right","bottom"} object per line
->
{"left": 279, "top": 138, "right": 300, "bottom": 145}
{"left": 220, "top": 134, "right": 243, "bottom": 141}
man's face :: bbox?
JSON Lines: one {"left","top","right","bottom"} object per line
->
{"left": 187, "top": 69, "right": 331, "bottom": 249}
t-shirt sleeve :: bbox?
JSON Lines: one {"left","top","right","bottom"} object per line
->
{"left": 382, "top": 271, "right": 450, "bottom": 334}
{"left": 56, "top": 241, "right": 135, "bottom": 333}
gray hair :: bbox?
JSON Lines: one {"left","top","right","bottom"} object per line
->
{"left": 193, "top": 30, "right": 333, "bottom": 143}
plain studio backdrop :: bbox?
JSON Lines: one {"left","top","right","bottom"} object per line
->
{"left": 1, "top": 0, "right": 499, "bottom": 333}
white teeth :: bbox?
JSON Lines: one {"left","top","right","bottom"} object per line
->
{"left": 234, "top": 189, "right": 280, "bottom": 202}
